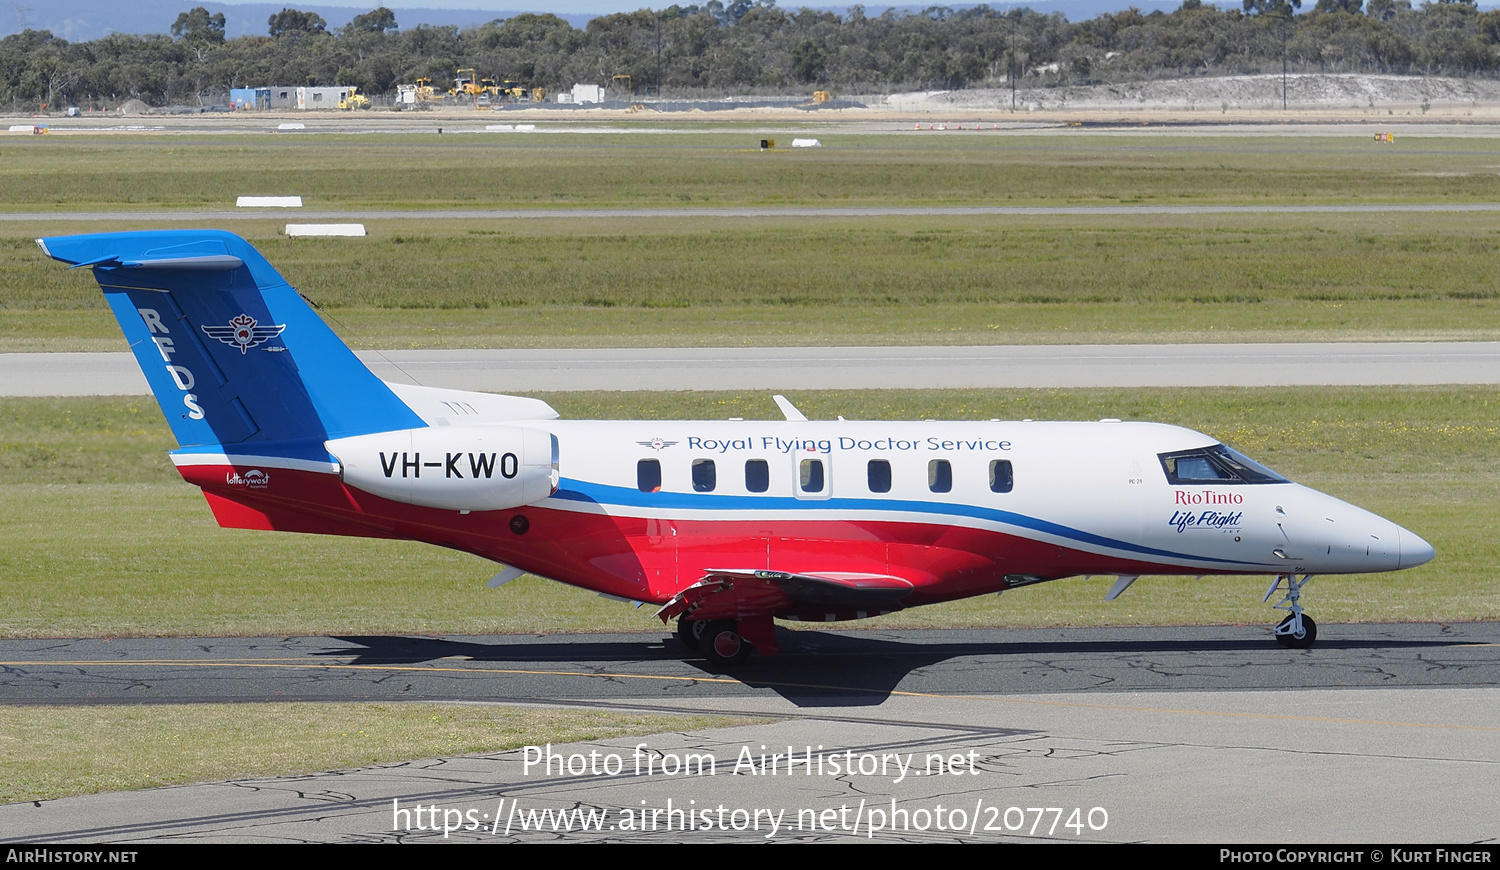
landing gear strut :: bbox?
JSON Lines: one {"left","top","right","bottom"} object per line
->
{"left": 1265, "top": 573, "right": 1317, "bottom": 649}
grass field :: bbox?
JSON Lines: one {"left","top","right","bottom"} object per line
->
{"left": 0, "top": 703, "right": 743, "bottom": 803}
{"left": 2, "top": 388, "right": 1493, "bottom": 638}
{"left": 4, "top": 131, "right": 1500, "bottom": 349}
{"left": 3, "top": 130, "right": 1492, "bottom": 631}
{"left": 5, "top": 133, "right": 1500, "bottom": 211}
{"left": 5, "top": 212, "right": 1499, "bottom": 349}
{"left": 2, "top": 125, "right": 1493, "bottom": 804}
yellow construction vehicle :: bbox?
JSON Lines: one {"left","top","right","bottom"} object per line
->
{"left": 452, "top": 68, "right": 483, "bottom": 99}
{"left": 494, "top": 80, "right": 546, "bottom": 104}
{"left": 395, "top": 78, "right": 441, "bottom": 110}
{"left": 338, "top": 87, "right": 370, "bottom": 110}
{"left": 813, "top": 90, "right": 832, "bottom": 103}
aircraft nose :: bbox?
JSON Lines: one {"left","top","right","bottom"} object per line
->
{"left": 1399, "top": 528, "right": 1436, "bottom": 570}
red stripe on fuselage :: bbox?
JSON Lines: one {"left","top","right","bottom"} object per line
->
{"left": 178, "top": 464, "right": 1201, "bottom": 608}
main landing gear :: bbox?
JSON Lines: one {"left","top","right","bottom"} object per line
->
{"left": 1264, "top": 573, "right": 1317, "bottom": 649}
{"left": 675, "top": 617, "right": 755, "bottom": 668}
{"left": 674, "top": 617, "right": 707, "bottom": 650}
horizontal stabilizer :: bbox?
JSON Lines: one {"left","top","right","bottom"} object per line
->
{"left": 40, "top": 235, "right": 249, "bottom": 274}
{"left": 67, "top": 254, "right": 244, "bottom": 271}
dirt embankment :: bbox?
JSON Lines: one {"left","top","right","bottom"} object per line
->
{"left": 21, "top": 73, "right": 1500, "bottom": 127}
{"left": 882, "top": 73, "right": 1500, "bottom": 122}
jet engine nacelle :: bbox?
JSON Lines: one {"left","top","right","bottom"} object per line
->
{"left": 327, "top": 426, "right": 559, "bottom": 512}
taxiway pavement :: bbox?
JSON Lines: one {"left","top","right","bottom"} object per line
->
{"left": 7, "top": 342, "right": 1500, "bottom": 396}
{"left": 2, "top": 623, "right": 1496, "bottom": 842}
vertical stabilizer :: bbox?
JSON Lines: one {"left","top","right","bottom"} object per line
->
{"left": 38, "top": 230, "right": 425, "bottom": 451}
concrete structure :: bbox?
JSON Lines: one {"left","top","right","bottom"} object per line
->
{"left": 285, "top": 223, "right": 366, "bottom": 237}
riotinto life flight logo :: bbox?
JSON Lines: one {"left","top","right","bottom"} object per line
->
{"left": 202, "top": 314, "right": 286, "bottom": 354}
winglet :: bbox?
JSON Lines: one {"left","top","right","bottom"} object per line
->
{"left": 772, "top": 394, "right": 807, "bottom": 422}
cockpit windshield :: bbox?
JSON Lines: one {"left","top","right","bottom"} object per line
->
{"left": 1159, "top": 444, "right": 1288, "bottom": 485}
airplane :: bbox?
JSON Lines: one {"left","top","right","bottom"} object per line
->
{"left": 37, "top": 230, "right": 1436, "bottom": 668}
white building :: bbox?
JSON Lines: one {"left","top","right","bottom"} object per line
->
{"left": 571, "top": 84, "right": 604, "bottom": 105}
{"left": 295, "top": 87, "right": 355, "bottom": 110}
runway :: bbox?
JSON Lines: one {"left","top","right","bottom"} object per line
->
{"left": 8, "top": 341, "right": 1500, "bottom": 396}
{"left": 2, "top": 624, "right": 1497, "bottom": 842}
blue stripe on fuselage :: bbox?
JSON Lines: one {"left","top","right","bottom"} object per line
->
{"left": 551, "top": 478, "right": 1268, "bottom": 569}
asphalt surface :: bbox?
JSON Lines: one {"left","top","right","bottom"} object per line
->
{"left": 3, "top": 623, "right": 1497, "bottom": 843}
{"left": 3, "top": 623, "right": 1496, "bottom": 706}
{"left": 8, "top": 342, "right": 1500, "bottom": 395}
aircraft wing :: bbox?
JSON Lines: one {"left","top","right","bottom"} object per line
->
{"left": 657, "top": 569, "right": 915, "bottom": 626}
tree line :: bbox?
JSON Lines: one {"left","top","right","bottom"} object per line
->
{"left": 4, "top": 0, "right": 1500, "bottom": 110}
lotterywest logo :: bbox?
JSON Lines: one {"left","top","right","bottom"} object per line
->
{"left": 201, "top": 313, "right": 286, "bottom": 354}
{"left": 226, "top": 469, "right": 270, "bottom": 488}
{"left": 379, "top": 452, "right": 519, "bottom": 480}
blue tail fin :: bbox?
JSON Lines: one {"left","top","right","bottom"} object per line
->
{"left": 38, "top": 230, "right": 425, "bottom": 450}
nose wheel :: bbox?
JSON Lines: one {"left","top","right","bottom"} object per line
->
{"left": 1275, "top": 613, "right": 1317, "bottom": 648}
{"left": 1265, "top": 573, "right": 1318, "bottom": 649}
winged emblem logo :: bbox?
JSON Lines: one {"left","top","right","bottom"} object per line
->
{"left": 637, "top": 437, "right": 678, "bottom": 451}
{"left": 202, "top": 314, "right": 285, "bottom": 354}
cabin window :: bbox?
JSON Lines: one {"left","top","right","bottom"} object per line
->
{"left": 800, "top": 458, "right": 825, "bottom": 493}
{"left": 691, "top": 459, "right": 716, "bottom": 492}
{"left": 637, "top": 459, "right": 661, "bottom": 493}
{"left": 867, "top": 459, "right": 892, "bottom": 493}
{"left": 745, "top": 459, "right": 769, "bottom": 493}
{"left": 989, "top": 459, "right": 1014, "bottom": 493}
{"left": 1159, "top": 445, "right": 1288, "bottom": 485}
{"left": 928, "top": 459, "right": 952, "bottom": 493}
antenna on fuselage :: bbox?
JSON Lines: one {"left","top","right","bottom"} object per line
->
{"left": 773, "top": 394, "right": 807, "bottom": 422}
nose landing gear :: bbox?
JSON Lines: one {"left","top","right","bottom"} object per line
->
{"left": 1265, "top": 573, "right": 1317, "bottom": 649}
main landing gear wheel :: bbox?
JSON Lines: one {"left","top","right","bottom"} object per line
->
{"left": 675, "top": 617, "right": 706, "bottom": 650}
{"left": 1276, "top": 614, "right": 1317, "bottom": 649}
{"left": 700, "top": 620, "right": 753, "bottom": 669}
